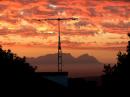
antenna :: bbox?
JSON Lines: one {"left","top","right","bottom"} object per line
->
{"left": 31, "top": 17, "right": 78, "bottom": 72}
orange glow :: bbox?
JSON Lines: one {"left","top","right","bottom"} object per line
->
{"left": 0, "top": 0, "right": 129, "bottom": 63}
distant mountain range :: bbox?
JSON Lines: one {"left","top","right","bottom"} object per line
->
{"left": 27, "top": 53, "right": 101, "bottom": 65}
{"left": 27, "top": 53, "right": 103, "bottom": 77}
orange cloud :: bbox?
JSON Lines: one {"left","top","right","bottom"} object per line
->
{"left": 0, "top": 0, "right": 129, "bottom": 49}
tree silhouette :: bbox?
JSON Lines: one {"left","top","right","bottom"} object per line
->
{"left": 102, "top": 33, "right": 130, "bottom": 89}
{"left": 0, "top": 46, "right": 38, "bottom": 92}
{"left": 0, "top": 46, "right": 68, "bottom": 96}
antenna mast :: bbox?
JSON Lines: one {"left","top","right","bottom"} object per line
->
{"left": 31, "top": 18, "right": 78, "bottom": 72}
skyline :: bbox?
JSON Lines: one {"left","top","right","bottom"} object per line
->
{"left": 0, "top": 0, "right": 130, "bottom": 63}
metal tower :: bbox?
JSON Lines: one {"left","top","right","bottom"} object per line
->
{"left": 32, "top": 18, "right": 78, "bottom": 72}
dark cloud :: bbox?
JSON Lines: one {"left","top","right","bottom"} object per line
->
{"left": 0, "top": 27, "right": 35, "bottom": 36}
{"left": 101, "top": 0, "right": 130, "bottom": 1}
{"left": 0, "top": 16, "right": 18, "bottom": 24}
{"left": 13, "top": 0, "right": 38, "bottom": 4}
{"left": 61, "top": 30, "right": 98, "bottom": 36}
{"left": 87, "top": 8, "right": 97, "bottom": 17}
{"left": 117, "top": 0, "right": 130, "bottom": 1}
{"left": 102, "top": 21, "right": 130, "bottom": 28}
{"left": 86, "top": 1, "right": 97, "bottom": 7}
{"left": 0, "top": 28, "right": 9, "bottom": 35}
{"left": 74, "top": 21, "right": 90, "bottom": 27}
{"left": 105, "top": 41, "right": 127, "bottom": 46}
{"left": 48, "top": 0, "right": 58, "bottom": 5}
{"left": 103, "top": 6, "right": 128, "bottom": 17}
{"left": 0, "top": 25, "right": 49, "bottom": 37}
{"left": 22, "top": 6, "right": 58, "bottom": 17}
{"left": 79, "top": 30, "right": 98, "bottom": 36}
{"left": 104, "top": 6, "right": 120, "bottom": 13}
{"left": 0, "top": 4, "right": 7, "bottom": 11}
{"left": 20, "top": 7, "right": 44, "bottom": 17}
{"left": 21, "top": 7, "right": 39, "bottom": 16}
{"left": 62, "top": 40, "right": 84, "bottom": 46}
{"left": 15, "top": 26, "right": 37, "bottom": 36}
{"left": 124, "top": 7, "right": 130, "bottom": 16}
{"left": 42, "top": 10, "right": 57, "bottom": 16}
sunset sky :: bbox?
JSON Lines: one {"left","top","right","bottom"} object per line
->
{"left": 0, "top": 0, "right": 130, "bottom": 64}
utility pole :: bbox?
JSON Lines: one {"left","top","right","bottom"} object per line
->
{"left": 32, "top": 18, "right": 78, "bottom": 72}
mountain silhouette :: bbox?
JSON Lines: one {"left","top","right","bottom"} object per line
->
{"left": 76, "top": 54, "right": 100, "bottom": 64}
{"left": 27, "top": 53, "right": 101, "bottom": 65}
{"left": 27, "top": 53, "right": 102, "bottom": 77}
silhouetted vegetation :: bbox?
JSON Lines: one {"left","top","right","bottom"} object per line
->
{"left": 102, "top": 33, "right": 130, "bottom": 94}
{"left": 0, "top": 46, "right": 38, "bottom": 96}
{"left": 0, "top": 46, "right": 36, "bottom": 78}
{"left": 0, "top": 46, "right": 67, "bottom": 96}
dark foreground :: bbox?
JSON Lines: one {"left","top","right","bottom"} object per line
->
{"left": 0, "top": 76, "right": 129, "bottom": 97}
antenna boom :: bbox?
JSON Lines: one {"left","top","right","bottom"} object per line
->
{"left": 31, "top": 17, "right": 78, "bottom": 72}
